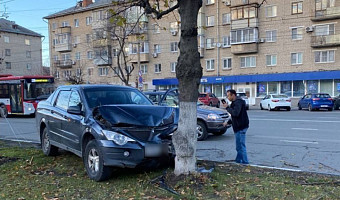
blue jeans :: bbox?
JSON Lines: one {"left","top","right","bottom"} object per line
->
{"left": 235, "top": 128, "right": 249, "bottom": 164}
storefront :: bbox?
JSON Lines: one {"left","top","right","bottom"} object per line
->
{"left": 153, "top": 70, "right": 340, "bottom": 105}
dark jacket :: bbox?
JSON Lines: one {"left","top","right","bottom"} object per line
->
{"left": 226, "top": 97, "right": 249, "bottom": 133}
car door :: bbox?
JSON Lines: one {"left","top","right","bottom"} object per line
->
{"left": 302, "top": 94, "right": 310, "bottom": 108}
{"left": 61, "top": 90, "right": 84, "bottom": 152}
{"left": 50, "top": 90, "right": 71, "bottom": 144}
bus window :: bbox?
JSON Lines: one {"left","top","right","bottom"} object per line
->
{"left": 0, "top": 84, "right": 9, "bottom": 98}
{"left": 25, "top": 82, "right": 55, "bottom": 100}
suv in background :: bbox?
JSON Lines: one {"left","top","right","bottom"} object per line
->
{"left": 198, "top": 93, "right": 220, "bottom": 108}
{"left": 236, "top": 92, "right": 249, "bottom": 110}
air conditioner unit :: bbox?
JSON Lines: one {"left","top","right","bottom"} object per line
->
{"left": 216, "top": 43, "right": 222, "bottom": 48}
{"left": 171, "top": 31, "right": 178, "bottom": 36}
{"left": 152, "top": 53, "right": 158, "bottom": 58}
{"left": 306, "top": 26, "right": 314, "bottom": 33}
{"left": 72, "top": 61, "right": 76, "bottom": 65}
{"left": 222, "top": 0, "right": 231, "bottom": 6}
{"left": 73, "top": 43, "right": 77, "bottom": 48}
{"left": 258, "top": 38, "right": 265, "bottom": 43}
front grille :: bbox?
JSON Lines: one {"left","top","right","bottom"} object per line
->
{"left": 219, "top": 113, "right": 230, "bottom": 119}
{"left": 124, "top": 126, "right": 171, "bottom": 142}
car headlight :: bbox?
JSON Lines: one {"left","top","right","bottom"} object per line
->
{"left": 102, "top": 130, "right": 135, "bottom": 145}
{"left": 207, "top": 113, "right": 220, "bottom": 120}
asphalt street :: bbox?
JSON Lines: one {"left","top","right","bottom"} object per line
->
{"left": 1, "top": 108, "right": 340, "bottom": 175}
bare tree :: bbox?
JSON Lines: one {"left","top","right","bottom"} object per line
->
{"left": 111, "top": 0, "right": 203, "bottom": 176}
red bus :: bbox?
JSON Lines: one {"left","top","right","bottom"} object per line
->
{"left": 0, "top": 75, "right": 55, "bottom": 117}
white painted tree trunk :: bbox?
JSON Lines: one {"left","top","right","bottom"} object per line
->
{"left": 173, "top": 102, "right": 197, "bottom": 175}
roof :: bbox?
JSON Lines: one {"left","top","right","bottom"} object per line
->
{"left": 0, "top": 75, "right": 53, "bottom": 81}
{"left": 0, "top": 18, "right": 43, "bottom": 37}
{"left": 44, "top": 0, "right": 113, "bottom": 19}
{"left": 57, "top": 84, "right": 135, "bottom": 90}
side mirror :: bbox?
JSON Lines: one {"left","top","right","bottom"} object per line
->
{"left": 67, "top": 106, "right": 83, "bottom": 115}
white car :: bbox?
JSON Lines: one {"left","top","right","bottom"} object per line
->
{"left": 260, "top": 94, "right": 291, "bottom": 111}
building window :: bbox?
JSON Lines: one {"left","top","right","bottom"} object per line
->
{"left": 93, "top": 10, "right": 104, "bottom": 21}
{"left": 170, "top": 22, "right": 179, "bottom": 33}
{"left": 153, "top": 24, "right": 160, "bottom": 33}
{"left": 61, "top": 53, "right": 71, "bottom": 61}
{"left": 280, "top": 81, "right": 292, "bottom": 96}
{"left": 292, "top": 2, "right": 303, "bottom": 14}
{"left": 88, "top": 68, "right": 94, "bottom": 76}
{"left": 98, "top": 67, "right": 108, "bottom": 76}
{"left": 61, "top": 21, "right": 69, "bottom": 27}
{"left": 291, "top": 27, "right": 303, "bottom": 40}
{"left": 222, "top": 13, "right": 231, "bottom": 25}
{"left": 129, "top": 42, "right": 149, "bottom": 54}
{"left": 86, "top": 17, "right": 92, "bottom": 25}
{"left": 315, "top": 50, "right": 335, "bottom": 63}
{"left": 74, "top": 19, "right": 79, "bottom": 27}
{"left": 140, "top": 64, "right": 148, "bottom": 74}
{"left": 76, "top": 68, "right": 82, "bottom": 77}
{"left": 63, "top": 70, "right": 72, "bottom": 78}
{"left": 291, "top": 52, "right": 303, "bottom": 65}
{"left": 4, "top": 36, "right": 9, "bottom": 43}
{"left": 206, "top": 16, "right": 215, "bottom": 27}
{"left": 56, "top": 71, "right": 60, "bottom": 78}
{"left": 231, "top": 6, "right": 256, "bottom": 20}
{"left": 87, "top": 51, "right": 93, "bottom": 59}
{"left": 206, "top": 38, "right": 214, "bottom": 49}
{"left": 315, "top": 24, "right": 334, "bottom": 36}
{"left": 206, "top": 0, "right": 215, "bottom": 5}
{"left": 5, "top": 49, "right": 11, "bottom": 56}
{"left": 26, "top": 51, "right": 31, "bottom": 58}
{"left": 265, "top": 5, "right": 277, "bottom": 17}
{"left": 170, "top": 42, "right": 178, "bottom": 52}
{"left": 266, "top": 30, "right": 277, "bottom": 42}
{"left": 241, "top": 56, "right": 256, "bottom": 68}
{"left": 52, "top": 22, "right": 57, "bottom": 30}
{"left": 112, "top": 48, "right": 118, "bottom": 57}
{"left": 154, "top": 64, "right": 161, "bottom": 73}
{"left": 170, "top": 62, "right": 177, "bottom": 72}
{"left": 6, "top": 62, "right": 11, "bottom": 69}
{"left": 266, "top": 54, "right": 277, "bottom": 66}
{"left": 86, "top": 34, "right": 92, "bottom": 43}
{"left": 25, "top": 39, "right": 30, "bottom": 45}
{"left": 206, "top": 59, "right": 215, "bottom": 70}
{"left": 154, "top": 44, "right": 161, "bottom": 53}
{"left": 73, "top": 36, "right": 80, "bottom": 44}
{"left": 222, "top": 36, "right": 231, "bottom": 47}
{"left": 75, "top": 52, "right": 81, "bottom": 60}
{"left": 222, "top": 58, "right": 232, "bottom": 69}
{"left": 26, "top": 63, "right": 32, "bottom": 70}
{"left": 231, "top": 28, "right": 258, "bottom": 44}
{"left": 316, "top": 0, "right": 335, "bottom": 16}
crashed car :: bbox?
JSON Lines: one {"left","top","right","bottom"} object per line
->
{"left": 35, "top": 85, "right": 177, "bottom": 181}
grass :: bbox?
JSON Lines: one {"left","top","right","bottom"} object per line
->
{"left": 0, "top": 140, "right": 339, "bottom": 200}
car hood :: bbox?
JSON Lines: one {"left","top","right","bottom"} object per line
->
{"left": 93, "top": 105, "right": 178, "bottom": 127}
{"left": 197, "top": 105, "right": 228, "bottom": 115}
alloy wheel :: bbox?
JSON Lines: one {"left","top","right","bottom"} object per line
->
{"left": 88, "top": 148, "right": 100, "bottom": 173}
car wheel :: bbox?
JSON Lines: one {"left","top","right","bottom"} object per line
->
{"left": 209, "top": 102, "right": 213, "bottom": 107}
{"left": 308, "top": 104, "right": 313, "bottom": 112}
{"left": 298, "top": 103, "right": 302, "bottom": 110}
{"left": 268, "top": 104, "right": 272, "bottom": 111}
{"left": 197, "top": 121, "right": 208, "bottom": 141}
{"left": 216, "top": 102, "right": 220, "bottom": 108}
{"left": 84, "top": 140, "right": 112, "bottom": 182}
{"left": 287, "top": 107, "right": 291, "bottom": 111}
{"left": 41, "top": 128, "right": 58, "bottom": 156}
{"left": 260, "top": 103, "right": 263, "bottom": 110}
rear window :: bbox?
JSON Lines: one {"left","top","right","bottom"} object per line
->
{"left": 314, "top": 94, "right": 331, "bottom": 98}
{"left": 199, "top": 94, "right": 207, "bottom": 97}
{"left": 237, "top": 93, "right": 246, "bottom": 97}
{"left": 273, "top": 95, "right": 288, "bottom": 98}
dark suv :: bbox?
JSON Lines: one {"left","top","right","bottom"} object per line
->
{"left": 144, "top": 88, "right": 231, "bottom": 141}
{"left": 36, "top": 85, "right": 177, "bottom": 181}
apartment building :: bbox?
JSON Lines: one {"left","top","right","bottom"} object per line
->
{"left": 0, "top": 18, "right": 43, "bottom": 75}
{"left": 45, "top": 0, "right": 340, "bottom": 104}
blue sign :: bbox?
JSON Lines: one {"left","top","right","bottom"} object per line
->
{"left": 337, "top": 83, "right": 340, "bottom": 91}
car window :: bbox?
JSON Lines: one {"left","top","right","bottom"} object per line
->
{"left": 68, "top": 91, "right": 82, "bottom": 109}
{"left": 273, "top": 95, "right": 288, "bottom": 98}
{"left": 315, "top": 94, "right": 331, "bottom": 98}
{"left": 145, "top": 94, "right": 160, "bottom": 103}
{"left": 55, "top": 90, "right": 71, "bottom": 110}
{"left": 163, "top": 91, "right": 179, "bottom": 107}
{"left": 198, "top": 94, "right": 207, "bottom": 98}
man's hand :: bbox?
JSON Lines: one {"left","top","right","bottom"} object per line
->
{"left": 221, "top": 100, "right": 229, "bottom": 108}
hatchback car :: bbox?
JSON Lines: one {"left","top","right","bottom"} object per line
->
{"left": 236, "top": 92, "right": 249, "bottom": 110}
{"left": 333, "top": 94, "right": 340, "bottom": 110}
{"left": 260, "top": 94, "right": 291, "bottom": 111}
{"left": 298, "top": 93, "right": 334, "bottom": 111}
{"left": 36, "top": 85, "right": 177, "bottom": 181}
{"left": 146, "top": 88, "right": 231, "bottom": 141}
{"left": 198, "top": 93, "right": 220, "bottom": 108}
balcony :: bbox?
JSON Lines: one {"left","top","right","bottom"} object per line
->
{"left": 55, "top": 26, "right": 71, "bottom": 34}
{"left": 311, "top": 34, "right": 340, "bottom": 48}
{"left": 55, "top": 43, "right": 72, "bottom": 52}
{"left": 312, "top": 7, "right": 340, "bottom": 21}
{"left": 129, "top": 53, "right": 149, "bottom": 63}
{"left": 231, "top": 18, "right": 258, "bottom": 29}
{"left": 231, "top": 42, "right": 258, "bottom": 54}
{"left": 54, "top": 59, "right": 73, "bottom": 69}
{"left": 92, "top": 39, "right": 108, "bottom": 48}
{"left": 230, "top": 0, "right": 258, "bottom": 7}
{"left": 128, "top": 33, "right": 148, "bottom": 43}
{"left": 93, "top": 56, "right": 112, "bottom": 66}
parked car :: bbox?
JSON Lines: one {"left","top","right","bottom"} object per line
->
{"left": 298, "top": 93, "right": 334, "bottom": 111}
{"left": 145, "top": 89, "right": 231, "bottom": 141}
{"left": 36, "top": 85, "right": 177, "bottom": 181}
{"left": 198, "top": 93, "right": 220, "bottom": 108}
{"left": 144, "top": 90, "right": 167, "bottom": 105}
{"left": 236, "top": 92, "right": 249, "bottom": 110}
{"left": 260, "top": 94, "right": 291, "bottom": 111}
{"left": 333, "top": 94, "right": 340, "bottom": 110}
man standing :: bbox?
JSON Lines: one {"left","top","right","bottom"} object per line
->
{"left": 222, "top": 89, "right": 249, "bottom": 164}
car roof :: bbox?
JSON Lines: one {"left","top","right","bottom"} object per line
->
{"left": 56, "top": 84, "right": 134, "bottom": 90}
{"left": 143, "top": 90, "right": 167, "bottom": 95}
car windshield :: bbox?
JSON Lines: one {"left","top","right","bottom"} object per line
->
{"left": 84, "top": 87, "right": 152, "bottom": 109}
{"left": 314, "top": 94, "right": 331, "bottom": 98}
{"left": 197, "top": 100, "right": 204, "bottom": 106}
{"left": 198, "top": 94, "right": 207, "bottom": 98}
{"left": 273, "top": 95, "right": 288, "bottom": 98}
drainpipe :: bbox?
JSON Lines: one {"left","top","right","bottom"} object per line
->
{"left": 216, "top": 0, "right": 220, "bottom": 77}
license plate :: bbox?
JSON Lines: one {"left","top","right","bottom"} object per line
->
{"left": 145, "top": 144, "right": 168, "bottom": 157}
{"left": 321, "top": 105, "right": 328, "bottom": 107}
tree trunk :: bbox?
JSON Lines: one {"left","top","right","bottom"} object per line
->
{"left": 173, "top": 0, "right": 202, "bottom": 176}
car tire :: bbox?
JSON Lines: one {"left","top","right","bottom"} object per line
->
{"left": 308, "top": 104, "right": 313, "bottom": 112}
{"left": 216, "top": 101, "right": 220, "bottom": 108}
{"left": 287, "top": 107, "right": 291, "bottom": 111}
{"left": 84, "top": 140, "right": 112, "bottom": 182}
{"left": 298, "top": 104, "right": 302, "bottom": 110}
{"left": 209, "top": 102, "right": 213, "bottom": 107}
{"left": 41, "top": 128, "right": 58, "bottom": 156}
{"left": 260, "top": 103, "right": 263, "bottom": 110}
{"left": 197, "top": 121, "right": 208, "bottom": 141}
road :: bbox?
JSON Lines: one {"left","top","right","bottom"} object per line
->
{"left": 1, "top": 108, "right": 340, "bottom": 175}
